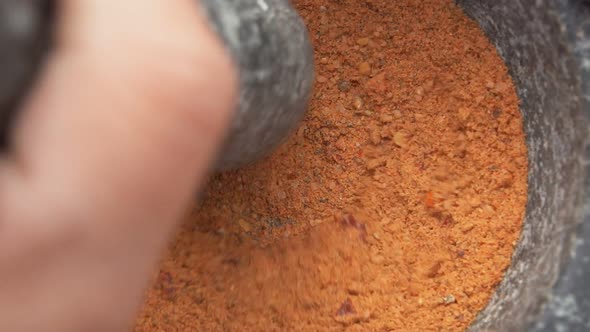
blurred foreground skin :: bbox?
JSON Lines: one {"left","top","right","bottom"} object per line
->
{"left": 0, "top": 1, "right": 236, "bottom": 331}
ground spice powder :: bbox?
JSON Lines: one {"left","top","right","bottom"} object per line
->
{"left": 134, "top": 0, "right": 528, "bottom": 331}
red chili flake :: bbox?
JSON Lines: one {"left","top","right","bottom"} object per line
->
{"left": 336, "top": 298, "right": 357, "bottom": 316}
{"left": 426, "top": 260, "right": 443, "bottom": 278}
{"left": 332, "top": 153, "right": 345, "bottom": 164}
{"left": 492, "top": 108, "right": 502, "bottom": 118}
{"left": 341, "top": 214, "right": 355, "bottom": 227}
{"left": 424, "top": 191, "right": 435, "bottom": 208}
{"left": 222, "top": 257, "right": 241, "bottom": 266}
{"left": 358, "top": 224, "right": 368, "bottom": 242}
{"left": 340, "top": 215, "right": 368, "bottom": 242}
{"left": 156, "top": 272, "right": 177, "bottom": 301}
{"left": 164, "top": 286, "right": 176, "bottom": 301}
{"left": 157, "top": 271, "right": 173, "bottom": 286}
{"left": 457, "top": 250, "right": 465, "bottom": 258}
{"left": 416, "top": 160, "right": 426, "bottom": 171}
{"left": 441, "top": 214, "right": 455, "bottom": 227}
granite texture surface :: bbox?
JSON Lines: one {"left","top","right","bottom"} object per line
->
{"left": 531, "top": 1, "right": 590, "bottom": 331}
{"left": 457, "top": 0, "right": 589, "bottom": 331}
{"left": 532, "top": 219, "right": 590, "bottom": 332}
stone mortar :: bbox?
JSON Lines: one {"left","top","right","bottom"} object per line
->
{"left": 457, "top": 0, "right": 590, "bottom": 331}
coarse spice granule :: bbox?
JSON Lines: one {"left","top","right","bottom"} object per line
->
{"left": 134, "top": 0, "right": 528, "bottom": 331}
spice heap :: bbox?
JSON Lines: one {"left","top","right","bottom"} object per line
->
{"left": 135, "top": 0, "right": 527, "bottom": 331}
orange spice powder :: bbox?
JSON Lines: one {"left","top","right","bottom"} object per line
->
{"left": 134, "top": 0, "right": 528, "bottom": 331}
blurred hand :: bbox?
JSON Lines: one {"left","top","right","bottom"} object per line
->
{"left": 0, "top": 1, "right": 236, "bottom": 331}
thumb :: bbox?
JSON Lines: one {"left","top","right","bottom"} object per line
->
{"left": 0, "top": 1, "right": 236, "bottom": 330}
{"left": 1, "top": 0, "right": 236, "bottom": 231}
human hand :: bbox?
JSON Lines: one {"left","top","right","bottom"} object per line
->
{"left": 0, "top": 1, "right": 236, "bottom": 331}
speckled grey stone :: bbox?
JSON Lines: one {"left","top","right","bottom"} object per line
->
{"left": 200, "top": 0, "right": 314, "bottom": 170}
{"left": 531, "top": 1, "right": 590, "bottom": 331}
{"left": 456, "top": 0, "right": 589, "bottom": 331}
